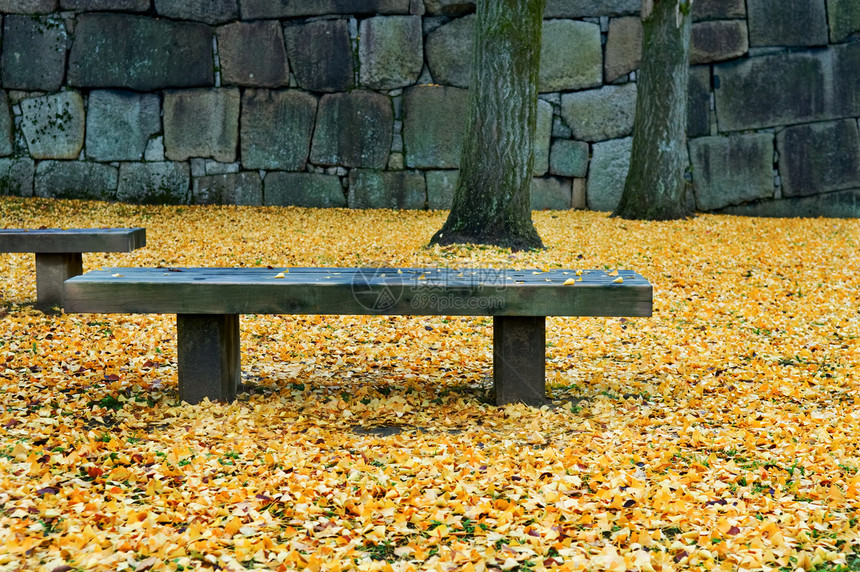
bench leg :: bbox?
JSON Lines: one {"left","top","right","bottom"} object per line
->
{"left": 176, "top": 314, "right": 240, "bottom": 404}
{"left": 36, "top": 252, "right": 83, "bottom": 309}
{"left": 493, "top": 316, "right": 546, "bottom": 406}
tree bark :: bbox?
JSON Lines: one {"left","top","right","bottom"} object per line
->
{"left": 429, "top": 0, "right": 545, "bottom": 251}
{"left": 612, "top": 0, "right": 693, "bottom": 220}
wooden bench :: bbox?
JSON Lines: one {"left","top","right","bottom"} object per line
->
{"left": 0, "top": 228, "right": 146, "bottom": 309}
{"left": 63, "top": 267, "right": 652, "bottom": 406}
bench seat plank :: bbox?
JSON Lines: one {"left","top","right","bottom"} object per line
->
{"left": 0, "top": 228, "right": 146, "bottom": 253}
{"left": 63, "top": 267, "right": 652, "bottom": 317}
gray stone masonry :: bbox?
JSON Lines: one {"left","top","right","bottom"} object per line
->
{"left": 424, "top": 0, "right": 473, "bottom": 16}
{"left": 688, "top": 66, "right": 712, "bottom": 138}
{"left": 540, "top": 20, "right": 602, "bottom": 93}
{"left": 67, "top": 14, "right": 213, "bottom": 91}
{"left": 60, "top": 0, "right": 149, "bottom": 9}
{"left": 240, "top": 0, "right": 412, "bottom": 19}
{"left": 193, "top": 172, "right": 262, "bottom": 206}
{"left": 0, "top": 0, "right": 57, "bottom": 12}
{"left": 359, "top": 16, "right": 424, "bottom": 91}
{"left": 747, "top": 0, "right": 828, "bottom": 47}
{"left": 544, "top": 0, "right": 638, "bottom": 17}
{"left": 240, "top": 89, "right": 317, "bottom": 171}
{"left": 0, "top": 158, "right": 34, "bottom": 197}
{"left": 550, "top": 140, "right": 589, "bottom": 178}
{"left": 691, "top": 20, "right": 749, "bottom": 65}
{"left": 310, "top": 91, "right": 393, "bottom": 169}
{"left": 35, "top": 161, "right": 118, "bottom": 200}
{"left": 534, "top": 100, "right": 553, "bottom": 177}
{"left": 403, "top": 86, "right": 467, "bottom": 169}
{"left": 0, "top": 91, "right": 11, "bottom": 157}
{"left": 720, "top": 189, "right": 860, "bottom": 218}
{"left": 689, "top": 134, "right": 774, "bottom": 210}
{"left": 587, "top": 137, "right": 632, "bottom": 212}
{"left": 425, "top": 170, "right": 457, "bottom": 210}
{"left": 20, "top": 92, "right": 85, "bottom": 160}
{"left": 531, "top": 177, "right": 572, "bottom": 210}
{"left": 349, "top": 169, "right": 426, "bottom": 209}
{"left": 164, "top": 89, "right": 240, "bottom": 163}
{"left": 693, "top": 0, "right": 746, "bottom": 20}
{"left": 561, "top": 84, "right": 637, "bottom": 142}
{"left": 155, "top": 0, "right": 239, "bottom": 25}
{"left": 86, "top": 90, "right": 160, "bottom": 162}
{"left": 117, "top": 162, "right": 190, "bottom": 205}
{"left": 217, "top": 22, "right": 290, "bottom": 88}
{"left": 264, "top": 172, "right": 346, "bottom": 208}
{"left": 777, "top": 120, "right": 860, "bottom": 197}
{"left": 284, "top": 19, "right": 354, "bottom": 93}
{"left": 1, "top": 15, "right": 67, "bottom": 91}
{"left": 828, "top": 0, "right": 860, "bottom": 43}
{"left": 604, "top": 16, "right": 642, "bottom": 83}
{"left": 425, "top": 14, "right": 473, "bottom": 88}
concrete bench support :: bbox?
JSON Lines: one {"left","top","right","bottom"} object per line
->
{"left": 35, "top": 253, "right": 83, "bottom": 309}
{"left": 177, "top": 314, "right": 241, "bottom": 404}
{"left": 493, "top": 316, "right": 546, "bottom": 406}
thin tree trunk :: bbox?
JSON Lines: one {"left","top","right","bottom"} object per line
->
{"left": 429, "top": 0, "right": 545, "bottom": 251}
{"left": 613, "top": 0, "right": 693, "bottom": 220}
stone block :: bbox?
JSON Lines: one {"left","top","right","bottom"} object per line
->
{"left": 0, "top": 92, "right": 11, "bottom": 157}
{"left": 540, "top": 20, "right": 602, "bottom": 93}
{"left": 586, "top": 137, "right": 632, "bottom": 212}
{"left": 403, "top": 86, "right": 468, "bottom": 169}
{"left": 20, "top": 92, "right": 85, "bottom": 160}
{"left": 533, "top": 100, "right": 553, "bottom": 177}
{"left": 604, "top": 16, "right": 642, "bottom": 83}
{"left": 572, "top": 178, "right": 586, "bottom": 208}
{"left": 240, "top": 89, "right": 317, "bottom": 171}
{"left": 348, "top": 169, "right": 426, "bottom": 209}
{"left": 34, "top": 161, "right": 118, "bottom": 201}
{"left": 777, "top": 120, "right": 860, "bottom": 197}
{"left": 719, "top": 189, "right": 860, "bottom": 218}
{"left": 1, "top": 15, "right": 67, "bottom": 91}
{"left": 217, "top": 21, "right": 289, "bottom": 88}
{"left": 68, "top": 14, "right": 213, "bottom": 91}
{"left": 531, "top": 177, "right": 571, "bottom": 210}
{"left": 833, "top": 42, "right": 860, "bottom": 118}
{"left": 284, "top": 19, "right": 354, "bottom": 93}
{"left": 549, "top": 139, "right": 589, "bottom": 178}
{"left": 425, "top": 14, "right": 473, "bottom": 88}
{"left": 691, "top": 20, "right": 748, "bottom": 64}
{"left": 0, "top": 158, "right": 35, "bottom": 197}
{"left": 560, "top": 83, "right": 637, "bottom": 142}
{"left": 60, "top": 0, "right": 149, "bottom": 9}
{"left": 264, "top": 172, "right": 346, "bottom": 208}
{"left": 86, "top": 90, "right": 161, "bottom": 162}
{"left": 828, "top": 0, "right": 860, "bottom": 43}
{"left": 359, "top": 16, "right": 423, "bottom": 90}
{"left": 241, "top": 0, "right": 411, "bottom": 19}
{"left": 310, "top": 91, "right": 393, "bottom": 169}
{"left": 193, "top": 172, "right": 262, "bottom": 206}
{"left": 687, "top": 65, "right": 711, "bottom": 138}
{"left": 117, "top": 162, "right": 190, "bottom": 204}
{"left": 689, "top": 134, "right": 774, "bottom": 210}
{"left": 693, "top": 0, "right": 746, "bottom": 21}
{"left": 424, "top": 0, "right": 473, "bottom": 16}
{"left": 0, "top": 0, "right": 57, "bottom": 12}
{"left": 426, "top": 170, "right": 457, "bottom": 210}
{"left": 164, "top": 89, "right": 240, "bottom": 163}
{"left": 748, "top": 0, "right": 828, "bottom": 47}
{"left": 714, "top": 51, "right": 828, "bottom": 131}
{"left": 155, "top": 0, "right": 238, "bottom": 24}
{"left": 544, "top": 0, "right": 638, "bottom": 17}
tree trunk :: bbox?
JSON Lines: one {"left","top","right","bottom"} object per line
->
{"left": 613, "top": 0, "right": 693, "bottom": 220}
{"left": 429, "top": 0, "right": 545, "bottom": 251}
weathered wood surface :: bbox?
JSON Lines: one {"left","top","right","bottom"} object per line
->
{"left": 0, "top": 228, "right": 146, "bottom": 253}
{"left": 63, "top": 267, "right": 652, "bottom": 317}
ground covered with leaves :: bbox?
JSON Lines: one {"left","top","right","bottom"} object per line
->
{"left": 1, "top": 197, "right": 859, "bottom": 572}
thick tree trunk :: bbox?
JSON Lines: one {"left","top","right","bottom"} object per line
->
{"left": 613, "top": 0, "right": 693, "bottom": 220}
{"left": 429, "top": 0, "right": 545, "bottom": 251}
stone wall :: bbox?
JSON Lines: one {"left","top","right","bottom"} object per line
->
{"left": 0, "top": 0, "right": 858, "bottom": 216}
